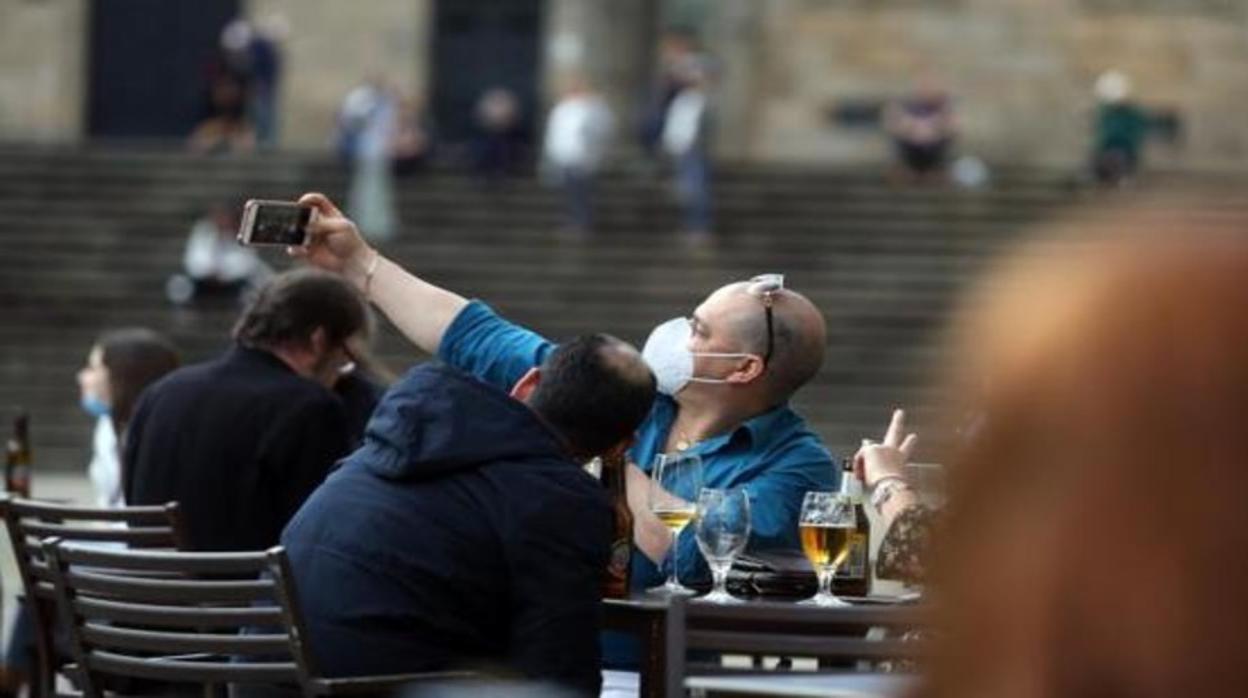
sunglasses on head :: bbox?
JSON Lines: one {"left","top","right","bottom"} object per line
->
{"left": 746, "top": 274, "right": 785, "bottom": 366}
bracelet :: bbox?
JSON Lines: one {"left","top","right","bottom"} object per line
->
{"left": 362, "top": 250, "right": 381, "bottom": 301}
{"left": 870, "top": 477, "right": 912, "bottom": 511}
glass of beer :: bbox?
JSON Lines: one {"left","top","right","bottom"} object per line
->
{"left": 695, "top": 487, "right": 751, "bottom": 604}
{"left": 648, "top": 452, "right": 703, "bottom": 595}
{"left": 798, "top": 490, "right": 856, "bottom": 607}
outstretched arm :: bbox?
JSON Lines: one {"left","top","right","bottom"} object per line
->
{"left": 290, "top": 192, "right": 468, "bottom": 355}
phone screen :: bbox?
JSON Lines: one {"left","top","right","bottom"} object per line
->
{"left": 246, "top": 203, "right": 312, "bottom": 246}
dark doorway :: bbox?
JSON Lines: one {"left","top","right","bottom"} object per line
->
{"left": 431, "top": 0, "right": 543, "bottom": 145}
{"left": 88, "top": 0, "right": 239, "bottom": 139}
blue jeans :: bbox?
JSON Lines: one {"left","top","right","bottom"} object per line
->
{"left": 559, "top": 167, "right": 595, "bottom": 231}
{"left": 676, "top": 151, "right": 712, "bottom": 233}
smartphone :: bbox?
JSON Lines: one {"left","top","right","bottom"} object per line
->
{"left": 237, "top": 200, "right": 315, "bottom": 247}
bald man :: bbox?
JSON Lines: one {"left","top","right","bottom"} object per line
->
{"left": 291, "top": 193, "right": 836, "bottom": 663}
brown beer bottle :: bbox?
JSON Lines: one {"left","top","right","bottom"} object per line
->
{"left": 833, "top": 457, "right": 871, "bottom": 597}
{"left": 599, "top": 452, "right": 634, "bottom": 598}
{"left": 6, "top": 412, "right": 32, "bottom": 498}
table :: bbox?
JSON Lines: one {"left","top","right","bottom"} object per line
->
{"left": 685, "top": 671, "right": 915, "bottom": 697}
{"left": 602, "top": 596, "right": 671, "bottom": 698}
{"left": 602, "top": 595, "right": 924, "bottom": 698}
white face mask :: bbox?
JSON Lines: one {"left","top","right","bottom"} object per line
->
{"left": 641, "top": 317, "right": 754, "bottom": 396}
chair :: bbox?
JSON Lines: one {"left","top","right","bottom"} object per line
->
{"left": 42, "top": 540, "right": 473, "bottom": 697}
{"left": 0, "top": 495, "right": 187, "bottom": 698}
{"left": 664, "top": 596, "right": 928, "bottom": 698}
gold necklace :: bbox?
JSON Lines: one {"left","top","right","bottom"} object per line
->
{"left": 673, "top": 430, "right": 697, "bottom": 452}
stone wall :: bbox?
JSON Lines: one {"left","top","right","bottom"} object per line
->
{"left": 0, "top": 0, "right": 86, "bottom": 142}
{"left": 243, "top": 0, "right": 432, "bottom": 148}
{"left": 1, "top": 0, "right": 1245, "bottom": 168}
{"left": 724, "top": 0, "right": 1248, "bottom": 167}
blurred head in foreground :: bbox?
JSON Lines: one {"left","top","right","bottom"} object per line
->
{"left": 924, "top": 209, "right": 1248, "bottom": 698}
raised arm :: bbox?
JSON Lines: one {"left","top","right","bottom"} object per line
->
{"left": 290, "top": 193, "right": 468, "bottom": 355}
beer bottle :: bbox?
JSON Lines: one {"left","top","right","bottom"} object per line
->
{"left": 599, "top": 452, "right": 634, "bottom": 598}
{"left": 833, "top": 457, "right": 871, "bottom": 597}
{"left": 6, "top": 412, "right": 32, "bottom": 498}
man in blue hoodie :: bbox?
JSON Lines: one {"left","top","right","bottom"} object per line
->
{"left": 281, "top": 334, "right": 655, "bottom": 695}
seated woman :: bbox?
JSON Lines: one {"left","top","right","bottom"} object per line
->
{"left": 884, "top": 76, "right": 957, "bottom": 185}
{"left": 0, "top": 328, "right": 179, "bottom": 694}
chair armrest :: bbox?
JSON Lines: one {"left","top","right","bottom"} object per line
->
{"left": 313, "top": 670, "right": 477, "bottom": 695}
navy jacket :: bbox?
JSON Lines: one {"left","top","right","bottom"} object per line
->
{"left": 281, "top": 364, "right": 611, "bottom": 695}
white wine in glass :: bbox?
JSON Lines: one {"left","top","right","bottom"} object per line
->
{"left": 654, "top": 508, "right": 696, "bottom": 533}
{"left": 647, "top": 452, "right": 703, "bottom": 596}
{"left": 798, "top": 491, "right": 855, "bottom": 606}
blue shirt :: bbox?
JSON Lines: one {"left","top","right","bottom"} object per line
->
{"left": 439, "top": 301, "right": 838, "bottom": 583}
{"left": 439, "top": 301, "right": 838, "bottom": 666}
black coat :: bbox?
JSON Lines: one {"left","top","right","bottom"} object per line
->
{"left": 124, "top": 345, "right": 350, "bottom": 551}
{"left": 281, "top": 363, "right": 611, "bottom": 695}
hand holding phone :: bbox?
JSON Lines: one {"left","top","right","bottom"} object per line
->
{"left": 237, "top": 200, "right": 316, "bottom": 247}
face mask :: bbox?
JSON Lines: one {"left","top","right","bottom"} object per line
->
{"left": 641, "top": 317, "right": 754, "bottom": 396}
{"left": 80, "top": 395, "right": 110, "bottom": 419}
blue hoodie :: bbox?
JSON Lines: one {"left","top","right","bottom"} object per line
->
{"left": 281, "top": 364, "right": 611, "bottom": 695}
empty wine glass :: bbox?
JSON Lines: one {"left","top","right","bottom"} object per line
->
{"left": 694, "top": 487, "right": 750, "bottom": 604}
{"left": 648, "top": 452, "right": 703, "bottom": 595}
{"left": 798, "top": 490, "right": 855, "bottom": 607}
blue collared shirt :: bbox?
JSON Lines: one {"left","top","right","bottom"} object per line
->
{"left": 439, "top": 300, "right": 839, "bottom": 589}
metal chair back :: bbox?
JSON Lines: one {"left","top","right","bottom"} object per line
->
{"left": 44, "top": 541, "right": 471, "bottom": 697}
{"left": 0, "top": 495, "right": 185, "bottom": 697}
{"left": 665, "top": 596, "right": 928, "bottom": 697}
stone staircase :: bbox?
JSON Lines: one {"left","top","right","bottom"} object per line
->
{"left": 0, "top": 145, "right": 1094, "bottom": 471}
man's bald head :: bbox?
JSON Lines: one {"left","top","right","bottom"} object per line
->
{"left": 702, "top": 281, "right": 827, "bottom": 402}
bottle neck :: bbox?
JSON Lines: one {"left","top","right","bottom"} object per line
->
{"left": 839, "top": 468, "right": 863, "bottom": 502}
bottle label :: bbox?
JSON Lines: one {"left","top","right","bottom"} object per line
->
{"left": 836, "top": 531, "right": 868, "bottom": 579}
{"left": 602, "top": 537, "right": 632, "bottom": 598}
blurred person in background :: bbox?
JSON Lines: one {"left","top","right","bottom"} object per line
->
{"left": 542, "top": 74, "right": 614, "bottom": 235}
{"left": 392, "top": 95, "right": 436, "bottom": 177}
{"left": 248, "top": 15, "right": 287, "bottom": 147}
{"left": 0, "top": 329, "right": 179, "bottom": 696}
{"left": 473, "top": 87, "right": 526, "bottom": 184}
{"left": 923, "top": 220, "right": 1248, "bottom": 698}
{"left": 125, "top": 269, "right": 369, "bottom": 552}
{"left": 884, "top": 74, "right": 957, "bottom": 185}
{"left": 188, "top": 71, "right": 256, "bottom": 154}
{"left": 1090, "top": 70, "right": 1151, "bottom": 187}
{"left": 336, "top": 77, "right": 400, "bottom": 241}
{"left": 662, "top": 58, "right": 715, "bottom": 241}
{"left": 166, "top": 199, "right": 271, "bottom": 306}
{"left": 640, "top": 27, "right": 701, "bottom": 162}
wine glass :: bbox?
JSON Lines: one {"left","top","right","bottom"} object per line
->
{"left": 694, "top": 487, "right": 750, "bottom": 604}
{"left": 648, "top": 452, "right": 703, "bottom": 595}
{"left": 798, "top": 490, "right": 856, "bottom": 607}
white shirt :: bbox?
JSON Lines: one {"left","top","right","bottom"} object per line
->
{"left": 88, "top": 416, "right": 123, "bottom": 508}
{"left": 184, "top": 219, "right": 268, "bottom": 283}
{"left": 662, "top": 88, "right": 707, "bottom": 157}
{"left": 543, "top": 94, "right": 614, "bottom": 171}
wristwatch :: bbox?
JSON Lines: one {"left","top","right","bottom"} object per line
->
{"left": 869, "top": 475, "right": 913, "bottom": 511}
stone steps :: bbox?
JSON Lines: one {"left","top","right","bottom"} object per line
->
{"left": 0, "top": 145, "right": 1143, "bottom": 472}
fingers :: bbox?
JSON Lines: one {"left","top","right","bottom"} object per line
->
{"left": 883, "top": 408, "right": 906, "bottom": 447}
{"left": 298, "top": 192, "right": 343, "bottom": 217}
{"left": 853, "top": 440, "right": 869, "bottom": 481}
{"left": 899, "top": 433, "right": 918, "bottom": 458}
